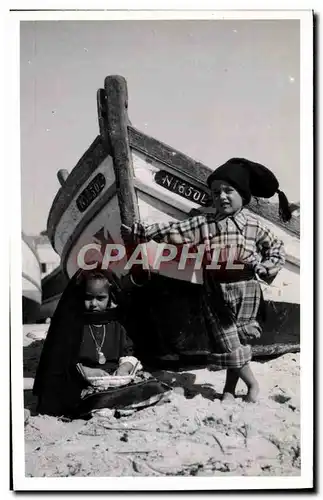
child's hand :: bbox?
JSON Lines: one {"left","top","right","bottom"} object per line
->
{"left": 115, "top": 362, "right": 133, "bottom": 376}
{"left": 256, "top": 262, "right": 279, "bottom": 284}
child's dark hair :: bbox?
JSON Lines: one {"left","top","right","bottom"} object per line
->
{"left": 84, "top": 269, "right": 111, "bottom": 287}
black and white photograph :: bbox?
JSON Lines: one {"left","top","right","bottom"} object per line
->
{"left": 8, "top": 6, "right": 313, "bottom": 491}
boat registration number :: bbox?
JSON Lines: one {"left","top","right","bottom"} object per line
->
{"left": 154, "top": 170, "right": 209, "bottom": 206}
{"left": 76, "top": 173, "right": 106, "bottom": 213}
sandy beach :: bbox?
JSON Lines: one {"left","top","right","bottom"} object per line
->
{"left": 23, "top": 324, "right": 300, "bottom": 478}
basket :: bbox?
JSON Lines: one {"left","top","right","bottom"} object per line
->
{"left": 88, "top": 374, "right": 135, "bottom": 389}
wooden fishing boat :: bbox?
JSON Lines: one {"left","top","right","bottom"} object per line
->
{"left": 46, "top": 75, "right": 300, "bottom": 364}
{"left": 22, "top": 232, "right": 42, "bottom": 323}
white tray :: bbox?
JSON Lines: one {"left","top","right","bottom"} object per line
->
{"left": 88, "top": 374, "right": 135, "bottom": 389}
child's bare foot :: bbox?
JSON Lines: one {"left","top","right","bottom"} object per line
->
{"left": 222, "top": 369, "right": 239, "bottom": 403}
{"left": 221, "top": 391, "right": 235, "bottom": 402}
{"left": 245, "top": 383, "right": 260, "bottom": 403}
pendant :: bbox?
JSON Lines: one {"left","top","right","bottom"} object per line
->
{"left": 98, "top": 351, "right": 106, "bottom": 365}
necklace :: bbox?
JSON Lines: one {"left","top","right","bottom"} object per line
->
{"left": 88, "top": 324, "right": 106, "bottom": 365}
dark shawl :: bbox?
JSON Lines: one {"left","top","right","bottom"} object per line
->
{"left": 33, "top": 269, "right": 127, "bottom": 417}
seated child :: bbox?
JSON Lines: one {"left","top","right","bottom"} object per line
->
{"left": 33, "top": 269, "right": 170, "bottom": 419}
{"left": 77, "top": 269, "right": 141, "bottom": 379}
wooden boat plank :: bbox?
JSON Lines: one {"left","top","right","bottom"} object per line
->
{"left": 104, "top": 75, "right": 139, "bottom": 227}
{"left": 43, "top": 75, "right": 300, "bottom": 359}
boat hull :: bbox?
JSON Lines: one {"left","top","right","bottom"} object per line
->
{"left": 22, "top": 234, "right": 42, "bottom": 323}
{"left": 51, "top": 146, "right": 300, "bottom": 305}
{"left": 38, "top": 265, "right": 68, "bottom": 321}
{"left": 46, "top": 75, "right": 300, "bottom": 360}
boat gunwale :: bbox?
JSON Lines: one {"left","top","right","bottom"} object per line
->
{"left": 47, "top": 128, "right": 300, "bottom": 242}
{"left": 47, "top": 135, "right": 108, "bottom": 249}
{"left": 40, "top": 292, "right": 63, "bottom": 306}
{"left": 47, "top": 129, "right": 210, "bottom": 250}
{"left": 129, "top": 126, "right": 212, "bottom": 192}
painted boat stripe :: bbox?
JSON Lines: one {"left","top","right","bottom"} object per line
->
{"left": 47, "top": 136, "right": 109, "bottom": 247}
{"left": 61, "top": 182, "right": 118, "bottom": 277}
{"left": 134, "top": 178, "right": 195, "bottom": 214}
{"left": 54, "top": 157, "right": 116, "bottom": 254}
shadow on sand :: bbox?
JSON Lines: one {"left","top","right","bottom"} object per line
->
{"left": 150, "top": 370, "right": 223, "bottom": 401}
{"left": 23, "top": 338, "right": 223, "bottom": 413}
{"left": 23, "top": 332, "right": 298, "bottom": 415}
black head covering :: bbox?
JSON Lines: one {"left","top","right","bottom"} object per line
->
{"left": 206, "top": 157, "right": 292, "bottom": 222}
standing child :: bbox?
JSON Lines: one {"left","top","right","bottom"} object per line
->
{"left": 122, "top": 158, "right": 291, "bottom": 403}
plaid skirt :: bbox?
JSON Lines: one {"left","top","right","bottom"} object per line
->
{"left": 202, "top": 273, "right": 262, "bottom": 370}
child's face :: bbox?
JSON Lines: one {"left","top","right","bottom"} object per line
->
{"left": 84, "top": 279, "right": 110, "bottom": 312}
{"left": 210, "top": 180, "right": 243, "bottom": 215}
